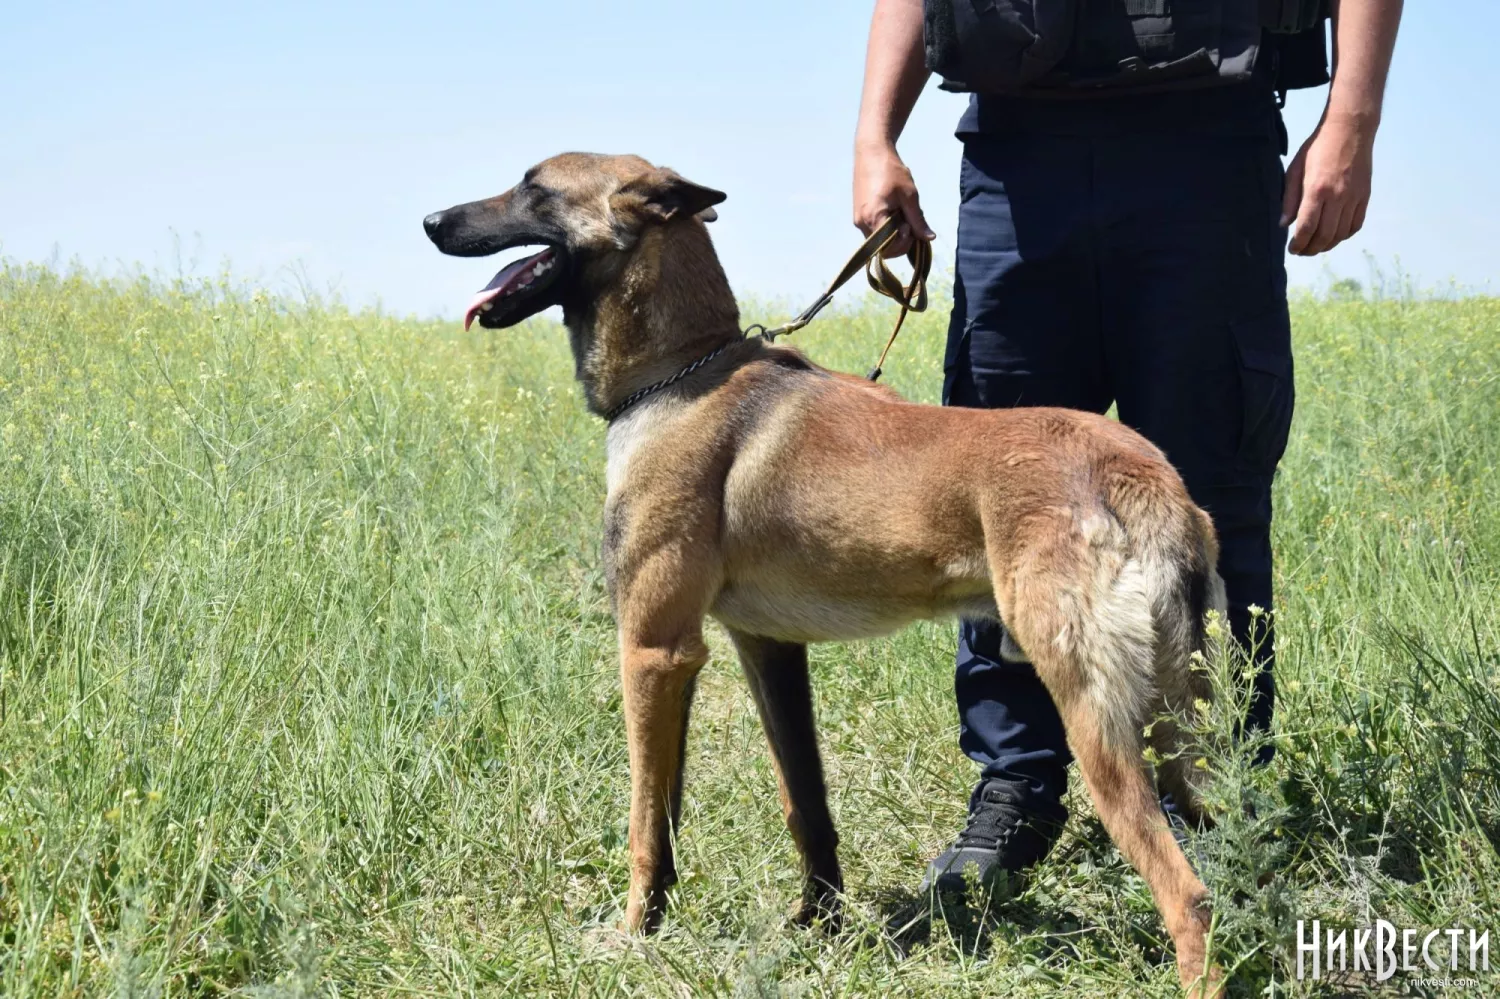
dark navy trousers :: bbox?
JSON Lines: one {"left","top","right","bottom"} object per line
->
{"left": 944, "top": 117, "right": 1294, "bottom": 806}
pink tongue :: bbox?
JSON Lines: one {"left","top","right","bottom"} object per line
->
{"left": 462, "top": 248, "right": 553, "bottom": 331}
{"left": 464, "top": 288, "right": 502, "bottom": 331}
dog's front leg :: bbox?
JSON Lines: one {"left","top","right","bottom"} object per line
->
{"left": 729, "top": 630, "right": 842, "bottom": 927}
{"left": 619, "top": 631, "right": 707, "bottom": 933}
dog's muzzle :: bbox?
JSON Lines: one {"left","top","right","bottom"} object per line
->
{"left": 424, "top": 203, "right": 570, "bottom": 330}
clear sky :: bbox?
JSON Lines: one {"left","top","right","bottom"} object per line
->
{"left": 3, "top": 2, "right": 1495, "bottom": 320}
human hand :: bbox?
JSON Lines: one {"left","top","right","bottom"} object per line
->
{"left": 1282, "top": 113, "right": 1377, "bottom": 256}
{"left": 853, "top": 141, "right": 934, "bottom": 257}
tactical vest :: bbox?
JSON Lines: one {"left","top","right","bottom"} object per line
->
{"left": 925, "top": 0, "right": 1329, "bottom": 96}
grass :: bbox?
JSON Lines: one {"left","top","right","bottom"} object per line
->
{"left": 1, "top": 261, "right": 1497, "bottom": 997}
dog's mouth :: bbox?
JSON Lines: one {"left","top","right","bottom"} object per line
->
{"left": 464, "top": 245, "right": 567, "bottom": 331}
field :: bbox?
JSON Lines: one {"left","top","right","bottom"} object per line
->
{"left": 2, "top": 262, "right": 1498, "bottom": 997}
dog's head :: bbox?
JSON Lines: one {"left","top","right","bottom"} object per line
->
{"left": 423, "top": 152, "right": 726, "bottom": 331}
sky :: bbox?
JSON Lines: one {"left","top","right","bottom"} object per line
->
{"left": 3, "top": 1, "right": 1496, "bottom": 322}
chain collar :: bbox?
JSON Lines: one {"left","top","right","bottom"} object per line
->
{"left": 602, "top": 340, "right": 738, "bottom": 423}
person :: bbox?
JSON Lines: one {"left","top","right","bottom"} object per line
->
{"left": 852, "top": 0, "right": 1402, "bottom": 893}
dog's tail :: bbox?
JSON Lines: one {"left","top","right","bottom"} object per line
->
{"left": 1140, "top": 502, "right": 1226, "bottom": 824}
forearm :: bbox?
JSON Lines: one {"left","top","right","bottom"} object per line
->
{"left": 854, "top": 0, "right": 930, "bottom": 152}
{"left": 1282, "top": 0, "right": 1401, "bottom": 253}
{"left": 1324, "top": 0, "right": 1403, "bottom": 130}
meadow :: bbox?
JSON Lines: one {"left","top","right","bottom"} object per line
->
{"left": 1, "top": 262, "right": 1497, "bottom": 997}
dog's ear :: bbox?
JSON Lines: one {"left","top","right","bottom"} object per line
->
{"left": 612, "top": 168, "right": 726, "bottom": 225}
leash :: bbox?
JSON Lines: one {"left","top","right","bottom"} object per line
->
{"left": 743, "top": 215, "right": 932, "bottom": 382}
{"left": 604, "top": 216, "right": 931, "bottom": 422}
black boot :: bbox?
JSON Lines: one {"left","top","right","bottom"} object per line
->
{"left": 919, "top": 777, "right": 1067, "bottom": 895}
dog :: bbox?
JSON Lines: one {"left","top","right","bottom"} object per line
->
{"left": 425, "top": 152, "right": 1229, "bottom": 995}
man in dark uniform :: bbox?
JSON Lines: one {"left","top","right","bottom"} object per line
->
{"left": 852, "top": 0, "right": 1401, "bottom": 891}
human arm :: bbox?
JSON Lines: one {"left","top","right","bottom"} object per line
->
{"left": 1283, "top": 0, "right": 1403, "bottom": 256}
{"left": 853, "top": 0, "right": 935, "bottom": 256}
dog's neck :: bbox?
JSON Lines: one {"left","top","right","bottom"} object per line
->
{"left": 563, "top": 221, "right": 742, "bottom": 418}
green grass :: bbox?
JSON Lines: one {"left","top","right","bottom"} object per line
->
{"left": 1, "top": 261, "right": 1497, "bottom": 997}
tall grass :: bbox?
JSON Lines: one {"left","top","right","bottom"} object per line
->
{"left": 1, "top": 262, "right": 1497, "bottom": 996}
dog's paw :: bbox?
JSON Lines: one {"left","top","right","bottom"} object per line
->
{"left": 789, "top": 889, "right": 843, "bottom": 932}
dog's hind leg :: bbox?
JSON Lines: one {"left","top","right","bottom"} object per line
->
{"left": 619, "top": 626, "right": 709, "bottom": 934}
{"left": 1057, "top": 694, "right": 1220, "bottom": 997}
{"left": 1000, "top": 531, "right": 1221, "bottom": 996}
{"left": 730, "top": 630, "right": 843, "bottom": 926}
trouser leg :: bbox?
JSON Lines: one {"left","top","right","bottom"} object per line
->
{"left": 1096, "top": 129, "right": 1293, "bottom": 762}
{"left": 944, "top": 133, "right": 1108, "bottom": 806}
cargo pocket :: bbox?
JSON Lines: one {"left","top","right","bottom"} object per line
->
{"left": 1231, "top": 308, "right": 1295, "bottom": 472}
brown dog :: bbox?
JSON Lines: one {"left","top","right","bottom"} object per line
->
{"left": 425, "top": 152, "right": 1228, "bottom": 995}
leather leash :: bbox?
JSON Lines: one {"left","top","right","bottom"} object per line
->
{"left": 745, "top": 214, "right": 931, "bottom": 381}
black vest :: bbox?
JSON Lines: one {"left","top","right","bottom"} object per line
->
{"left": 925, "top": 0, "right": 1329, "bottom": 97}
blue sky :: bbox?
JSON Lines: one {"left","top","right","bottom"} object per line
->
{"left": 3, "top": 1, "right": 1495, "bottom": 320}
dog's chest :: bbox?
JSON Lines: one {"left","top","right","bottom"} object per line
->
{"left": 603, "top": 397, "right": 676, "bottom": 498}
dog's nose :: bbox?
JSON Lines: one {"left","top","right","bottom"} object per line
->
{"left": 423, "top": 212, "right": 445, "bottom": 239}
